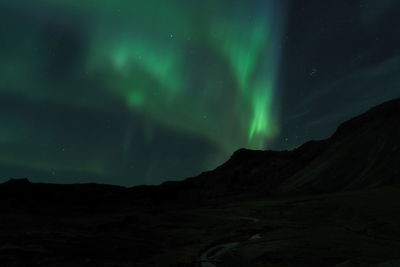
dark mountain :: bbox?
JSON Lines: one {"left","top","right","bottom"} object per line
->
{"left": 1, "top": 98, "right": 400, "bottom": 267}
{"left": 155, "top": 98, "right": 400, "bottom": 200}
{"left": 2, "top": 98, "right": 399, "bottom": 204}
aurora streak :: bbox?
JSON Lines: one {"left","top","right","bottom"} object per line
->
{"left": 0, "top": 0, "right": 286, "bottom": 185}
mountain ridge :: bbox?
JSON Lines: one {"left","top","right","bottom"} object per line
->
{"left": 1, "top": 98, "right": 400, "bottom": 202}
{"left": 1, "top": 98, "right": 400, "bottom": 267}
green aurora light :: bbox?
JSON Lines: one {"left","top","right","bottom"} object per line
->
{"left": 0, "top": 0, "right": 286, "bottom": 184}
{"left": 87, "top": 1, "right": 284, "bottom": 151}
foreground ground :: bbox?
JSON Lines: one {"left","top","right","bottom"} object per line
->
{"left": 1, "top": 182, "right": 400, "bottom": 267}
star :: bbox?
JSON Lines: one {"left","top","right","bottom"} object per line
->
{"left": 308, "top": 68, "right": 318, "bottom": 77}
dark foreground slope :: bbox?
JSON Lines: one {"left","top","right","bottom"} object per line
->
{"left": 1, "top": 98, "right": 400, "bottom": 267}
{"left": 156, "top": 98, "right": 400, "bottom": 200}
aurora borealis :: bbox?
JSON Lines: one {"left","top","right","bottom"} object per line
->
{"left": 0, "top": 0, "right": 285, "bottom": 185}
{"left": 1, "top": 0, "right": 399, "bottom": 185}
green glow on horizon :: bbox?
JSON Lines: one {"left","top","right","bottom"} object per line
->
{"left": 85, "top": 1, "right": 284, "bottom": 157}
{"left": 212, "top": 19, "right": 279, "bottom": 145}
{"left": 249, "top": 80, "right": 275, "bottom": 141}
{"left": 0, "top": 0, "right": 286, "bottom": 182}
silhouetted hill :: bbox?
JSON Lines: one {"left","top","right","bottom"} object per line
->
{"left": 2, "top": 98, "right": 399, "bottom": 204}
{"left": 1, "top": 98, "right": 400, "bottom": 267}
{"left": 277, "top": 98, "right": 400, "bottom": 194}
{"left": 155, "top": 98, "right": 400, "bottom": 201}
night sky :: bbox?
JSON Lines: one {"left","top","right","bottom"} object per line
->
{"left": 0, "top": 0, "right": 399, "bottom": 186}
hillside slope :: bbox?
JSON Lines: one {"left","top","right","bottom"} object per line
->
{"left": 1, "top": 98, "right": 400, "bottom": 267}
{"left": 159, "top": 98, "right": 400, "bottom": 200}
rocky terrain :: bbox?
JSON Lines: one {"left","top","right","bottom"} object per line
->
{"left": 1, "top": 98, "right": 400, "bottom": 266}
